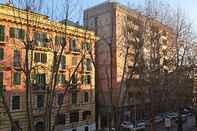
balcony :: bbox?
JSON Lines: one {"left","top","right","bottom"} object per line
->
{"left": 70, "top": 48, "right": 80, "bottom": 54}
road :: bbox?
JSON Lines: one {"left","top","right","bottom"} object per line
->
{"left": 148, "top": 116, "right": 197, "bottom": 131}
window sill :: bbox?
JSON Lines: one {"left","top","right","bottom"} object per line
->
{"left": 0, "top": 41, "right": 6, "bottom": 44}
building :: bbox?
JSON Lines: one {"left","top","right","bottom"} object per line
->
{"left": 84, "top": 1, "right": 174, "bottom": 129}
{"left": 0, "top": 4, "right": 96, "bottom": 131}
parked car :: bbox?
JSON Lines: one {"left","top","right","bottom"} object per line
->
{"left": 120, "top": 121, "right": 145, "bottom": 131}
{"left": 166, "top": 112, "right": 178, "bottom": 119}
{"left": 154, "top": 116, "right": 163, "bottom": 123}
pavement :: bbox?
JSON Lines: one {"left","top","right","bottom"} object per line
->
{"left": 153, "top": 116, "right": 197, "bottom": 131}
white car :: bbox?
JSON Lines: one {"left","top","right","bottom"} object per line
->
{"left": 121, "top": 121, "right": 145, "bottom": 131}
{"left": 120, "top": 121, "right": 134, "bottom": 129}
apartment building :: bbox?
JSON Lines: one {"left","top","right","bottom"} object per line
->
{"left": 84, "top": 1, "right": 174, "bottom": 129}
{"left": 0, "top": 4, "right": 96, "bottom": 131}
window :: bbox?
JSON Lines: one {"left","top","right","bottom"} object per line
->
{"left": 82, "top": 42, "right": 91, "bottom": 50}
{"left": 83, "top": 59, "right": 92, "bottom": 71}
{"left": 84, "top": 126, "right": 89, "bottom": 131}
{"left": 57, "top": 74, "right": 65, "bottom": 84}
{"left": 71, "top": 74, "right": 77, "bottom": 85}
{"left": 0, "top": 72, "right": 3, "bottom": 84}
{"left": 35, "top": 74, "right": 46, "bottom": 85}
{"left": 84, "top": 92, "right": 89, "bottom": 103}
{"left": 12, "top": 95, "right": 20, "bottom": 110}
{"left": 70, "top": 111, "right": 79, "bottom": 123}
{"left": 37, "top": 94, "right": 44, "bottom": 108}
{"left": 10, "top": 27, "right": 25, "bottom": 40}
{"left": 82, "top": 75, "right": 91, "bottom": 85}
{"left": 13, "top": 72, "right": 21, "bottom": 85}
{"left": 55, "top": 36, "right": 65, "bottom": 46}
{"left": 71, "top": 92, "right": 77, "bottom": 104}
{"left": 34, "top": 52, "right": 47, "bottom": 63}
{"left": 82, "top": 111, "right": 91, "bottom": 120}
{"left": 72, "top": 56, "right": 78, "bottom": 67}
{"left": 59, "top": 55, "right": 66, "bottom": 69}
{"left": 34, "top": 32, "right": 47, "bottom": 47}
{"left": 70, "top": 38, "right": 79, "bottom": 52}
{"left": 13, "top": 50, "right": 21, "bottom": 67}
{"left": 57, "top": 93, "right": 64, "bottom": 105}
{"left": 0, "top": 72, "right": 3, "bottom": 97}
{"left": 0, "top": 25, "right": 5, "bottom": 41}
{"left": 0, "top": 48, "right": 4, "bottom": 60}
{"left": 55, "top": 114, "right": 65, "bottom": 125}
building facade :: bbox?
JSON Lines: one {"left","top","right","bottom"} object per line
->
{"left": 84, "top": 1, "right": 174, "bottom": 129}
{"left": 0, "top": 4, "right": 96, "bottom": 131}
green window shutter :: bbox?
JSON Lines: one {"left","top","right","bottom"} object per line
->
{"left": 20, "top": 29, "right": 25, "bottom": 40}
{"left": 13, "top": 72, "right": 21, "bottom": 85}
{"left": 12, "top": 95, "right": 20, "bottom": 110}
{"left": 0, "top": 72, "right": 3, "bottom": 98}
{"left": 0, "top": 48, "right": 4, "bottom": 60}
{"left": 83, "top": 75, "right": 88, "bottom": 84}
{"left": 13, "top": 50, "right": 20, "bottom": 66}
{"left": 0, "top": 25, "right": 5, "bottom": 41}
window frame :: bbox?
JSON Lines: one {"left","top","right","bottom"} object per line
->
{"left": 13, "top": 71, "right": 21, "bottom": 85}
{"left": 11, "top": 95, "right": 20, "bottom": 111}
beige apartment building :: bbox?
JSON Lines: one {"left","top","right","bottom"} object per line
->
{"left": 0, "top": 3, "right": 96, "bottom": 131}
{"left": 84, "top": 1, "right": 174, "bottom": 129}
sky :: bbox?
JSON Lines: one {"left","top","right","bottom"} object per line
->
{"left": 0, "top": 0, "right": 196, "bottom": 31}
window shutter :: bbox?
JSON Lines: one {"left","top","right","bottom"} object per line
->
{"left": 0, "top": 25, "right": 5, "bottom": 41}
{"left": 20, "top": 29, "right": 25, "bottom": 40}
{"left": 0, "top": 48, "right": 4, "bottom": 60}
{"left": 13, "top": 72, "right": 21, "bottom": 85}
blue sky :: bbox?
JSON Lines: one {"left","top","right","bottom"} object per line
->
{"left": 0, "top": 0, "right": 196, "bottom": 30}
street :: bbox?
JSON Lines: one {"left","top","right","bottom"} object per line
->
{"left": 147, "top": 116, "right": 197, "bottom": 131}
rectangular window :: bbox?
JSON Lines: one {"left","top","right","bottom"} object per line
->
{"left": 83, "top": 59, "right": 92, "bottom": 71}
{"left": 0, "top": 48, "right": 4, "bottom": 60}
{"left": 60, "top": 55, "right": 66, "bottom": 69}
{"left": 12, "top": 95, "right": 20, "bottom": 110}
{"left": 0, "top": 72, "right": 3, "bottom": 85}
{"left": 55, "top": 36, "right": 65, "bottom": 45}
{"left": 13, "top": 72, "right": 21, "bottom": 85}
{"left": 72, "top": 56, "right": 78, "bottom": 67}
{"left": 10, "top": 27, "right": 25, "bottom": 40}
{"left": 84, "top": 126, "right": 89, "bottom": 131}
{"left": 84, "top": 92, "right": 89, "bottom": 103}
{"left": 70, "top": 112, "right": 79, "bottom": 123}
{"left": 57, "top": 93, "right": 64, "bottom": 105}
{"left": 35, "top": 74, "right": 46, "bottom": 85}
{"left": 82, "top": 42, "right": 91, "bottom": 50}
{"left": 57, "top": 74, "right": 65, "bottom": 84}
{"left": 82, "top": 111, "right": 91, "bottom": 120}
{"left": 34, "top": 32, "right": 47, "bottom": 47}
{"left": 82, "top": 75, "right": 91, "bottom": 85}
{"left": 0, "top": 72, "right": 3, "bottom": 97}
{"left": 71, "top": 74, "right": 77, "bottom": 86}
{"left": 34, "top": 52, "right": 47, "bottom": 63}
{"left": 71, "top": 92, "right": 77, "bottom": 104}
{"left": 0, "top": 25, "right": 5, "bottom": 41}
{"left": 70, "top": 38, "right": 77, "bottom": 52}
{"left": 13, "top": 50, "right": 21, "bottom": 67}
{"left": 37, "top": 94, "right": 44, "bottom": 108}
